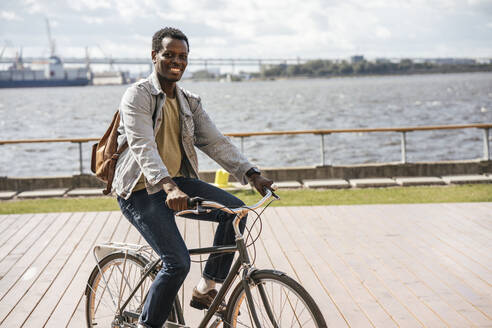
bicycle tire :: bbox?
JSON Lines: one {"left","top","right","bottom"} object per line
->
{"left": 224, "top": 269, "right": 327, "bottom": 328}
{"left": 85, "top": 252, "right": 183, "bottom": 327}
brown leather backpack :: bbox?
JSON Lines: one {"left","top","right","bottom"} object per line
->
{"left": 91, "top": 110, "right": 128, "bottom": 195}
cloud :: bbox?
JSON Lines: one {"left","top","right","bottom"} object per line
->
{"left": 0, "top": 11, "right": 22, "bottom": 21}
{"left": 1, "top": 0, "right": 491, "bottom": 59}
{"left": 81, "top": 16, "right": 104, "bottom": 24}
{"left": 67, "top": 0, "right": 111, "bottom": 11}
{"left": 375, "top": 26, "right": 392, "bottom": 39}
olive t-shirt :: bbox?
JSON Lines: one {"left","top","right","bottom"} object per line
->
{"left": 133, "top": 96, "right": 183, "bottom": 192}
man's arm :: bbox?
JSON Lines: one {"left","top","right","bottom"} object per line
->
{"left": 191, "top": 98, "right": 254, "bottom": 184}
{"left": 120, "top": 86, "right": 170, "bottom": 186}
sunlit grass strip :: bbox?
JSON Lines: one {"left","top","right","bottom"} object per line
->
{"left": 0, "top": 184, "right": 490, "bottom": 214}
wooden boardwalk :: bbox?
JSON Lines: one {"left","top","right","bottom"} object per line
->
{"left": 0, "top": 203, "right": 490, "bottom": 327}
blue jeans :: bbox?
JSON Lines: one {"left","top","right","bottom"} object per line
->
{"left": 117, "top": 177, "right": 246, "bottom": 328}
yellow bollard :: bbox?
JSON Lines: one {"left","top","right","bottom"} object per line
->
{"left": 214, "top": 169, "right": 231, "bottom": 188}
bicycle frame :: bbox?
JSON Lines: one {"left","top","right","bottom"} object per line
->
{"left": 114, "top": 189, "right": 278, "bottom": 328}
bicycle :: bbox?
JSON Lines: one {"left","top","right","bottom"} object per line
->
{"left": 85, "top": 188, "right": 327, "bottom": 328}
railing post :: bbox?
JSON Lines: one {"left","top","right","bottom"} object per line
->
{"left": 483, "top": 128, "right": 490, "bottom": 160}
{"left": 78, "top": 142, "right": 84, "bottom": 174}
{"left": 240, "top": 136, "right": 245, "bottom": 154}
{"left": 320, "top": 134, "right": 326, "bottom": 166}
{"left": 400, "top": 131, "right": 407, "bottom": 164}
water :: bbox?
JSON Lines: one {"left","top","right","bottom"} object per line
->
{"left": 0, "top": 72, "right": 491, "bottom": 177}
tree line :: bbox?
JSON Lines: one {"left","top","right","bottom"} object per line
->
{"left": 259, "top": 59, "right": 492, "bottom": 78}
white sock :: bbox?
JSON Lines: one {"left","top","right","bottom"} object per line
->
{"left": 197, "top": 277, "right": 216, "bottom": 294}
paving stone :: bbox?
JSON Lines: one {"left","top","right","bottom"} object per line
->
{"left": 441, "top": 175, "right": 492, "bottom": 185}
{"left": 303, "top": 179, "right": 350, "bottom": 189}
{"left": 66, "top": 188, "right": 105, "bottom": 197}
{"left": 394, "top": 176, "right": 445, "bottom": 186}
{"left": 17, "top": 189, "right": 68, "bottom": 199}
{"left": 0, "top": 191, "right": 18, "bottom": 200}
{"left": 349, "top": 178, "right": 398, "bottom": 188}
{"left": 274, "top": 181, "right": 303, "bottom": 189}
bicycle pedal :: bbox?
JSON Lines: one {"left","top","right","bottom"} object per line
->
{"left": 189, "top": 299, "right": 208, "bottom": 310}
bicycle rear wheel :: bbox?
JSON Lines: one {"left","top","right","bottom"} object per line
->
{"left": 85, "top": 252, "right": 183, "bottom": 327}
{"left": 225, "top": 270, "right": 327, "bottom": 328}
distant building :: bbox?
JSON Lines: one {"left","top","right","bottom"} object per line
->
{"left": 375, "top": 58, "right": 390, "bottom": 64}
{"left": 350, "top": 55, "right": 364, "bottom": 63}
{"left": 431, "top": 58, "right": 476, "bottom": 65}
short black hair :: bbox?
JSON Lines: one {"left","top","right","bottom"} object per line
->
{"left": 152, "top": 27, "right": 189, "bottom": 53}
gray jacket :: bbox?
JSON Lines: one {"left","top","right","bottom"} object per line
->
{"left": 113, "top": 72, "right": 253, "bottom": 199}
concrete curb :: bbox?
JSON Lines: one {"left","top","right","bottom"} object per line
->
{"left": 0, "top": 175, "right": 490, "bottom": 200}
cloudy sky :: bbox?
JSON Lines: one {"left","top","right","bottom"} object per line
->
{"left": 1, "top": 0, "right": 491, "bottom": 62}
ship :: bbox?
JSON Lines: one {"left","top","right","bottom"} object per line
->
{"left": 0, "top": 19, "right": 91, "bottom": 88}
{"left": 0, "top": 54, "right": 91, "bottom": 88}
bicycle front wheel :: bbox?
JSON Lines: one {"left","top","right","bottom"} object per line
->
{"left": 225, "top": 270, "right": 327, "bottom": 328}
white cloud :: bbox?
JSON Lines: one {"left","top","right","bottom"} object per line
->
{"left": 0, "top": 11, "right": 22, "bottom": 21}
{"left": 3, "top": 0, "right": 492, "bottom": 59}
{"left": 22, "top": 0, "right": 42, "bottom": 14}
{"left": 81, "top": 16, "right": 104, "bottom": 24}
{"left": 68, "top": 0, "right": 111, "bottom": 11}
{"left": 375, "top": 26, "right": 392, "bottom": 39}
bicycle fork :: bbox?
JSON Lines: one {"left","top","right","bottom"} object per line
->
{"left": 236, "top": 235, "right": 280, "bottom": 328}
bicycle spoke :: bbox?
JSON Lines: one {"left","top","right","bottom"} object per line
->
{"left": 229, "top": 275, "right": 324, "bottom": 328}
{"left": 87, "top": 255, "right": 155, "bottom": 327}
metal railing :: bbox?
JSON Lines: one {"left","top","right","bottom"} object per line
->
{"left": 0, "top": 123, "right": 490, "bottom": 174}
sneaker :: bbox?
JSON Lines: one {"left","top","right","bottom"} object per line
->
{"left": 190, "top": 287, "right": 226, "bottom": 312}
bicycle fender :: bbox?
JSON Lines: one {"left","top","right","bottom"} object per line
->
{"left": 248, "top": 269, "right": 287, "bottom": 281}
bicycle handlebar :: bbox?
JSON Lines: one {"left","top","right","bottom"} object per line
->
{"left": 177, "top": 184, "right": 279, "bottom": 217}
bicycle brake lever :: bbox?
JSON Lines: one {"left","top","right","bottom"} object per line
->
{"left": 196, "top": 205, "right": 211, "bottom": 214}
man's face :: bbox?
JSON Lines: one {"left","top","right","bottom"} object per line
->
{"left": 152, "top": 37, "right": 188, "bottom": 83}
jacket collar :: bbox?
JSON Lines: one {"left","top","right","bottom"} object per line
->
{"left": 176, "top": 86, "right": 193, "bottom": 117}
{"left": 149, "top": 71, "right": 164, "bottom": 96}
{"left": 149, "top": 71, "right": 192, "bottom": 117}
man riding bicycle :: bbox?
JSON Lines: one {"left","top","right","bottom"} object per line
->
{"left": 112, "top": 27, "right": 273, "bottom": 328}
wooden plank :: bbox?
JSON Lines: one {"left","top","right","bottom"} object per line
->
{"left": 424, "top": 203, "right": 492, "bottom": 256}
{"left": 39, "top": 211, "right": 116, "bottom": 327}
{"left": 0, "top": 203, "right": 489, "bottom": 327}
{"left": 336, "top": 208, "right": 447, "bottom": 328}
{"left": 0, "top": 214, "right": 23, "bottom": 238}
{"left": 318, "top": 205, "right": 448, "bottom": 327}
{"left": 0, "top": 214, "right": 46, "bottom": 262}
{"left": 344, "top": 204, "right": 487, "bottom": 327}
{"left": 445, "top": 203, "right": 492, "bottom": 230}
{"left": 0, "top": 214, "right": 34, "bottom": 247}
{"left": 313, "top": 204, "right": 423, "bottom": 328}
{"left": 324, "top": 207, "right": 426, "bottom": 328}
{"left": 4, "top": 211, "right": 98, "bottom": 327}
{"left": 0, "top": 213, "right": 61, "bottom": 284}
{"left": 370, "top": 205, "right": 492, "bottom": 324}
{"left": 260, "top": 207, "right": 351, "bottom": 328}
{"left": 277, "top": 206, "right": 385, "bottom": 328}
{"left": 392, "top": 204, "right": 492, "bottom": 286}
{"left": 0, "top": 213, "right": 68, "bottom": 300}
{"left": 63, "top": 212, "right": 125, "bottom": 328}
{"left": 0, "top": 212, "right": 86, "bottom": 326}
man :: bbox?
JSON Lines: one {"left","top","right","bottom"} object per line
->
{"left": 113, "top": 27, "right": 273, "bottom": 328}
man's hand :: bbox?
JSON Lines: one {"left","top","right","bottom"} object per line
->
{"left": 249, "top": 174, "right": 274, "bottom": 196}
{"left": 160, "top": 177, "right": 189, "bottom": 211}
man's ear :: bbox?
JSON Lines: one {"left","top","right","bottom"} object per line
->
{"left": 151, "top": 50, "right": 157, "bottom": 64}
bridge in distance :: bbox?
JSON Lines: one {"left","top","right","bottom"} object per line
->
{"left": 0, "top": 57, "right": 309, "bottom": 72}
{"left": 2, "top": 56, "right": 489, "bottom": 72}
